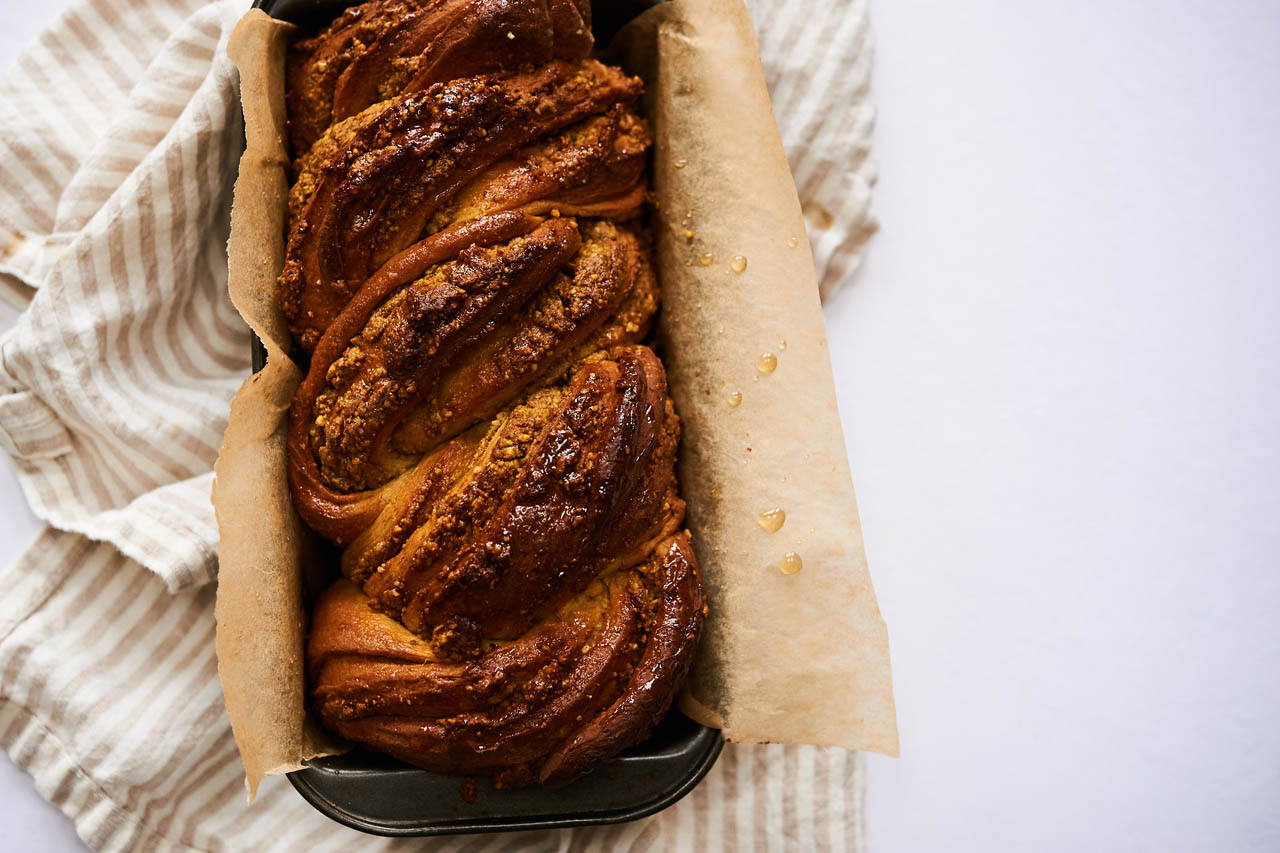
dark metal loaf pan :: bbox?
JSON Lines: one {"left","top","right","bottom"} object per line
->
{"left": 247, "top": 0, "right": 722, "bottom": 836}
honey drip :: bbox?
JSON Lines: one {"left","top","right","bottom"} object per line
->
{"left": 700, "top": 252, "right": 715, "bottom": 266}
{"left": 674, "top": 159, "right": 688, "bottom": 168}
{"left": 757, "top": 508, "right": 785, "bottom": 533}
{"left": 728, "top": 391, "right": 742, "bottom": 407}
{"left": 730, "top": 255, "right": 748, "bottom": 273}
{"left": 757, "top": 352, "right": 778, "bottom": 374}
{"left": 780, "top": 552, "right": 803, "bottom": 575}
{"left": 788, "top": 236, "right": 800, "bottom": 248}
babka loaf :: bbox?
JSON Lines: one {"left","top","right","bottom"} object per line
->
{"left": 282, "top": 0, "right": 705, "bottom": 787}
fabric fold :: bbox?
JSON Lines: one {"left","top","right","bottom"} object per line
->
{"left": 0, "top": 0, "right": 249, "bottom": 589}
{"left": 0, "top": 389, "right": 73, "bottom": 461}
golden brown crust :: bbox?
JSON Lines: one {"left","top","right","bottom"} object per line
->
{"left": 426, "top": 106, "right": 651, "bottom": 232}
{"left": 308, "top": 217, "right": 585, "bottom": 492}
{"left": 283, "top": 0, "right": 704, "bottom": 787}
{"left": 308, "top": 532, "right": 703, "bottom": 783}
{"left": 364, "top": 346, "right": 683, "bottom": 638}
{"left": 281, "top": 59, "right": 643, "bottom": 352}
{"left": 287, "top": 0, "right": 593, "bottom": 155}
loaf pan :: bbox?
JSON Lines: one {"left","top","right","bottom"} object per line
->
{"left": 248, "top": 0, "right": 723, "bottom": 836}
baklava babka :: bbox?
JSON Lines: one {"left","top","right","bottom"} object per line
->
{"left": 282, "top": 0, "right": 705, "bottom": 787}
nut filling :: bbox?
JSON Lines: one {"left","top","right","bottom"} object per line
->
{"left": 282, "top": 0, "right": 706, "bottom": 788}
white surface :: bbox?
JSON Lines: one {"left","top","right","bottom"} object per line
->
{"left": 0, "top": 9, "right": 94, "bottom": 853}
{"left": 1, "top": 1, "right": 1279, "bottom": 851}
{"left": 850, "top": 2, "right": 1280, "bottom": 851}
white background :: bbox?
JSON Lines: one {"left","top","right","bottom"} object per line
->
{"left": 1, "top": 1, "right": 1279, "bottom": 851}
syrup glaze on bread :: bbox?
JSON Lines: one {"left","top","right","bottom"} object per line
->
{"left": 282, "top": 0, "right": 705, "bottom": 787}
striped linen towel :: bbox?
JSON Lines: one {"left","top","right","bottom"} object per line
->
{"left": 0, "top": 0, "right": 878, "bottom": 850}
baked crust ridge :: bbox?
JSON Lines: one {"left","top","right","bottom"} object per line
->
{"left": 281, "top": 0, "right": 705, "bottom": 787}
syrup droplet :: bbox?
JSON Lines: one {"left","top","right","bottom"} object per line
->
{"left": 730, "top": 255, "right": 748, "bottom": 273}
{"left": 802, "top": 201, "right": 835, "bottom": 229}
{"left": 506, "top": 31, "right": 516, "bottom": 39}
{"left": 788, "top": 235, "right": 800, "bottom": 248}
{"left": 780, "top": 339, "right": 788, "bottom": 350}
{"left": 727, "top": 391, "right": 742, "bottom": 407}
{"left": 780, "top": 552, "right": 803, "bottom": 575}
{"left": 674, "top": 159, "right": 688, "bottom": 168}
{"left": 757, "top": 508, "right": 786, "bottom": 533}
{"left": 757, "top": 352, "right": 778, "bottom": 374}
{"left": 684, "top": 229, "right": 695, "bottom": 240}
{"left": 700, "top": 252, "right": 715, "bottom": 266}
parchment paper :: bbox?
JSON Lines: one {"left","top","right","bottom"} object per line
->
{"left": 215, "top": 0, "right": 897, "bottom": 798}
{"left": 214, "top": 11, "right": 335, "bottom": 799}
{"left": 617, "top": 0, "right": 899, "bottom": 756}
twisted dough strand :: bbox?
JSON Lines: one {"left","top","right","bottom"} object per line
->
{"left": 282, "top": 0, "right": 705, "bottom": 787}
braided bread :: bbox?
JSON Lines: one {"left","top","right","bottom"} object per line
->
{"left": 282, "top": 0, "right": 706, "bottom": 787}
